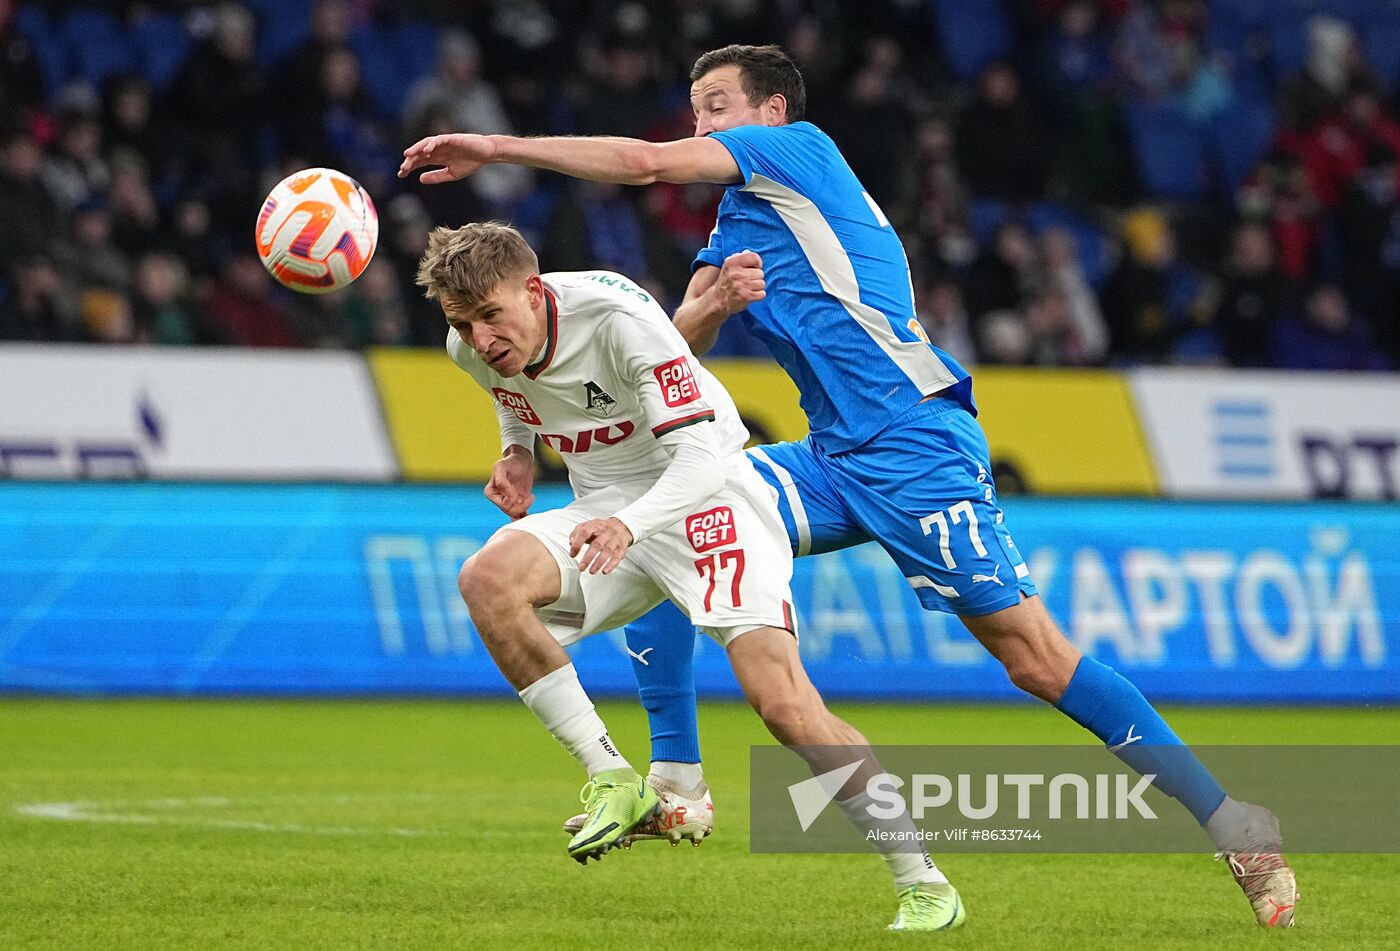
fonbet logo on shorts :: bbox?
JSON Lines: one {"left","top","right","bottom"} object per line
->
{"left": 654, "top": 357, "right": 700, "bottom": 408}
{"left": 686, "top": 506, "right": 737, "bottom": 552}
{"left": 788, "top": 760, "right": 1157, "bottom": 834}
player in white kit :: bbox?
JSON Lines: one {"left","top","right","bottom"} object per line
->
{"left": 421, "top": 223, "right": 957, "bottom": 927}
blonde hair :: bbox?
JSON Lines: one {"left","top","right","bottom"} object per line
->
{"left": 415, "top": 221, "right": 539, "bottom": 304}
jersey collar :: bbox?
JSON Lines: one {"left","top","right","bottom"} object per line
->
{"left": 523, "top": 288, "right": 559, "bottom": 380}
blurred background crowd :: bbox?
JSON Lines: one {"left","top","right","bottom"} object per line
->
{"left": 1, "top": 0, "right": 1397, "bottom": 371}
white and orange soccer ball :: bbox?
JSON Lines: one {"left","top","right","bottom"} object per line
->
{"left": 254, "top": 167, "right": 378, "bottom": 294}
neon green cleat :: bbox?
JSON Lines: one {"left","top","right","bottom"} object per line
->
{"left": 888, "top": 882, "right": 967, "bottom": 931}
{"left": 566, "top": 767, "right": 661, "bottom": 864}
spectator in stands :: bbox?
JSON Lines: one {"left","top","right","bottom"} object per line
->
{"left": 202, "top": 254, "right": 302, "bottom": 348}
{"left": 0, "top": 0, "right": 46, "bottom": 126}
{"left": 913, "top": 116, "right": 976, "bottom": 272}
{"left": 1046, "top": 0, "right": 1131, "bottom": 204}
{"left": 824, "top": 40, "right": 919, "bottom": 230}
{"left": 57, "top": 196, "right": 131, "bottom": 293}
{"left": 168, "top": 3, "right": 265, "bottom": 222}
{"left": 956, "top": 62, "right": 1051, "bottom": 202}
{"left": 132, "top": 251, "right": 200, "bottom": 345}
{"left": 108, "top": 155, "right": 160, "bottom": 258}
{"left": 1340, "top": 142, "right": 1400, "bottom": 358}
{"left": 1212, "top": 222, "right": 1292, "bottom": 367}
{"left": 0, "top": 127, "right": 61, "bottom": 271}
{"left": 978, "top": 308, "right": 1034, "bottom": 365}
{"left": 286, "top": 46, "right": 394, "bottom": 190}
{"left": 102, "top": 76, "right": 160, "bottom": 166}
{"left": 1272, "top": 282, "right": 1392, "bottom": 371}
{"left": 80, "top": 287, "right": 136, "bottom": 344}
{"left": 965, "top": 221, "right": 1037, "bottom": 323}
{"left": 160, "top": 193, "right": 221, "bottom": 283}
{"left": 276, "top": 0, "right": 354, "bottom": 111}
{"left": 1237, "top": 148, "right": 1321, "bottom": 282}
{"left": 40, "top": 108, "right": 108, "bottom": 212}
{"left": 915, "top": 275, "right": 977, "bottom": 368}
{"left": 1102, "top": 208, "right": 1212, "bottom": 363}
{"left": 1038, "top": 227, "right": 1109, "bottom": 364}
{"left": 0, "top": 254, "right": 81, "bottom": 342}
{"left": 404, "top": 29, "right": 529, "bottom": 208}
{"left": 542, "top": 180, "right": 657, "bottom": 293}
{"left": 575, "top": 36, "right": 661, "bottom": 139}
{"left": 1024, "top": 287, "right": 1083, "bottom": 366}
{"left": 1280, "top": 16, "right": 1374, "bottom": 131}
{"left": 342, "top": 260, "right": 411, "bottom": 348}
{"left": 383, "top": 193, "right": 445, "bottom": 345}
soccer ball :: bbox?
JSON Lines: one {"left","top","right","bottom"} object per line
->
{"left": 255, "top": 167, "right": 378, "bottom": 294}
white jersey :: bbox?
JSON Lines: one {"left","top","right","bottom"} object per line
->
{"left": 448, "top": 270, "right": 750, "bottom": 499}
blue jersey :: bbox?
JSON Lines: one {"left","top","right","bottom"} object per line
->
{"left": 695, "top": 121, "right": 975, "bottom": 454}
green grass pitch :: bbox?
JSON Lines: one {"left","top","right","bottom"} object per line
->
{"left": 1, "top": 699, "right": 1396, "bottom": 950}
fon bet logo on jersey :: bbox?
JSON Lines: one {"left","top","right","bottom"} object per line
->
{"left": 655, "top": 357, "right": 701, "bottom": 408}
{"left": 492, "top": 388, "right": 541, "bottom": 425}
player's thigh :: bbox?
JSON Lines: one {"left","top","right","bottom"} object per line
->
{"left": 746, "top": 438, "right": 867, "bottom": 557}
{"left": 633, "top": 479, "right": 799, "bottom": 646}
{"left": 825, "top": 400, "right": 1038, "bottom": 617}
{"left": 498, "top": 507, "right": 664, "bottom": 646}
{"left": 461, "top": 524, "right": 562, "bottom": 607}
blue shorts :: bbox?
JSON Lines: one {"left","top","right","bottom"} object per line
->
{"left": 745, "top": 397, "right": 1037, "bottom": 617}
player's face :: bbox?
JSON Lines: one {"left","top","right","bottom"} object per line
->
{"left": 442, "top": 274, "right": 547, "bottom": 378}
{"left": 690, "top": 65, "right": 769, "bottom": 136}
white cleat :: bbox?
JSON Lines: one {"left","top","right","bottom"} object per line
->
{"left": 563, "top": 774, "right": 714, "bottom": 847}
{"left": 1213, "top": 803, "right": 1298, "bottom": 927}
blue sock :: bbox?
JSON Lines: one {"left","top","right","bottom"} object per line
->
{"left": 623, "top": 601, "right": 701, "bottom": 764}
{"left": 1055, "top": 656, "right": 1226, "bottom": 825}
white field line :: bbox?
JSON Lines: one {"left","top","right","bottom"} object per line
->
{"left": 11, "top": 794, "right": 456, "bottom": 838}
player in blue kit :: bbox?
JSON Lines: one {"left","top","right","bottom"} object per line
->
{"left": 400, "top": 45, "right": 1297, "bottom": 929}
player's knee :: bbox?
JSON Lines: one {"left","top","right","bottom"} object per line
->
{"left": 752, "top": 693, "right": 820, "bottom": 744}
{"left": 457, "top": 550, "right": 517, "bottom": 616}
{"left": 1001, "top": 650, "right": 1064, "bottom": 702}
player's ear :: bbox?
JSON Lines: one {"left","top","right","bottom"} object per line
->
{"left": 764, "top": 93, "right": 788, "bottom": 125}
{"left": 524, "top": 273, "right": 544, "bottom": 307}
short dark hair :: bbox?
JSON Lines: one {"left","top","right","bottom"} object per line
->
{"left": 690, "top": 44, "right": 806, "bottom": 123}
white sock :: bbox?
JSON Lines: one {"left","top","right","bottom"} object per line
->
{"left": 1204, "top": 796, "right": 1252, "bottom": 849}
{"left": 518, "top": 664, "right": 629, "bottom": 777}
{"left": 650, "top": 760, "right": 705, "bottom": 791}
{"left": 837, "top": 791, "right": 949, "bottom": 890}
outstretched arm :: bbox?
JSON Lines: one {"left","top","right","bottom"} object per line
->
{"left": 673, "top": 252, "right": 766, "bottom": 356}
{"left": 399, "top": 133, "right": 742, "bottom": 187}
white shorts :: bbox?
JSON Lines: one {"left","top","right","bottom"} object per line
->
{"left": 498, "top": 467, "right": 797, "bottom": 647}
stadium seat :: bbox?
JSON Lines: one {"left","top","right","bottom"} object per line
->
{"left": 394, "top": 22, "right": 441, "bottom": 95}
{"left": 1211, "top": 0, "right": 1273, "bottom": 31}
{"left": 349, "top": 24, "right": 402, "bottom": 119}
{"left": 1362, "top": 19, "right": 1400, "bottom": 88}
{"left": 929, "top": 0, "right": 1013, "bottom": 81}
{"left": 1124, "top": 100, "right": 1210, "bottom": 200}
{"left": 1212, "top": 97, "right": 1278, "bottom": 195}
{"left": 129, "top": 13, "right": 192, "bottom": 91}
{"left": 63, "top": 9, "right": 136, "bottom": 89}
{"left": 968, "top": 197, "right": 1013, "bottom": 247}
{"left": 13, "top": 6, "right": 69, "bottom": 98}
{"left": 251, "top": 0, "right": 313, "bottom": 67}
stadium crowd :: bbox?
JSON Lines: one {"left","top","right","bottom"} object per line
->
{"left": 0, "top": 0, "right": 1396, "bottom": 371}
